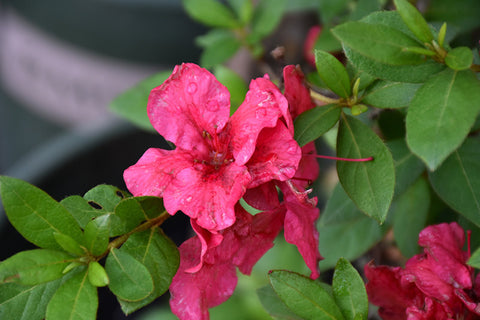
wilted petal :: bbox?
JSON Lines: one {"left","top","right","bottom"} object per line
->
{"left": 123, "top": 148, "right": 193, "bottom": 197}
{"left": 230, "top": 76, "right": 292, "bottom": 165}
{"left": 417, "top": 222, "right": 472, "bottom": 289}
{"left": 283, "top": 64, "right": 316, "bottom": 119}
{"left": 163, "top": 162, "right": 251, "bottom": 231}
{"left": 281, "top": 181, "right": 321, "bottom": 279}
{"left": 187, "top": 220, "right": 224, "bottom": 273}
{"left": 232, "top": 205, "right": 285, "bottom": 275}
{"left": 243, "top": 181, "right": 280, "bottom": 211}
{"left": 247, "top": 122, "right": 301, "bottom": 188}
{"left": 148, "top": 63, "right": 230, "bottom": 154}
{"left": 170, "top": 236, "right": 237, "bottom": 320}
{"left": 365, "top": 262, "right": 420, "bottom": 320}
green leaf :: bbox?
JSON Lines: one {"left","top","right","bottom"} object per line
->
{"left": 226, "top": 0, "right": 253, "bottom": 24}
{"left": 332, "top": 21, "right": 424, "bottom": 66}
{"left": 0, "top": 249, "right": 73, "bottom": 285}
{"left": 109, "top": 71, "right": 170, "bottom": 132}
{"left": 199, "top": 30, "right": 242, "bottom": 68}
{"left": 394, "top": 0, "right": 434, "bottom": 43}
{"left": 445, "top": 47, "right": 474, "bottom": 71}
{"left": 391, "top": 177, "right": 430, "bottom": 258}
{"left": 60, "top": 195, "right": 106, "bottom": 229}
{"left": 105, "top": 248, "right": 154, "bottom": 302}
{"left": 468, "top": 246, "right": 480, "bottom": 269}
{"left": 344, "top": 45, "right": 444, "bottom": 83}
{"left": 318, "top": 183, "right": 387, "bottom": 270}
{"left": 388, "top": 139, "right": 425, "bottom": 197}
{"left": 214, "top": 65, "right": 248, "bottom": 114}
{"left": 294, "top": 104, "right": 342, "bottom": 147}
{"left": 83, "top": 184, "right": 128, "bottom": 213}
{"left": 350, "top": 104, "right": 368, "bottom": 116}
{"left": 336, "top": 114, "right": 395, "bottom": 222}
{"left": 46, "top": 270, "right": 98, "bottom": 320}
{"left": 182, "top": 0, "right": 240, "bottom": 28}
{"left": 314, "top": 27, "right": 342, "bottom": 53}
{"left": 257, "top": 285, "right": 303, "bottom": 320}
{"left": 406, "top": 69, "right": 480, "bottom": 170}
{"left": 0, "top": 279, "right": 64, "bottom": 320}
{"left": 429, "top": 137, "right": 480, "bottom": 227}
{"left": 332, "top": 258, "right": 368, "bottom": 320}
{"left": 268, "top": 270, "right": 345, "bottom": 320}
{"left": 250, "top": 0, "right": 287, "bottom": 40}
{"left": 348, "top": 0, "right": 383, "bottom": 21}
{"left": 117, "top": 229, "right": 179, "bottom": 314}
{"left": 53, "top": 233, "right": 85, "bottom": 256}
{"left": 319, "top": 0, "right": 350, "bottom": 24}
{"left": 362, "top": 80, "right": 420, "bottom": 109}
{"left": 315, "top": 50, "right": 351, "bottom": 98}
{"left": 0, "top": 176, "right": 84, "bottom": 250}
{"left": 438, "top": 22, "right": 447, "bottom": 48}
{"left": 84, "top": 216, "right": 111, "bottom": 256}
{"left": 425, "top": 0, "right": 480, "bottom": 34}
{"left": 87, "top": 262, "right": 109, "bottom": 287}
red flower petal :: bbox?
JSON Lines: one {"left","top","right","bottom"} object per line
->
{"left": 246, "top": 122, "right": 301, "bottom": 188}
{"left": 148, "top": 63, "right": 230, "bottom": 154}
{"left": 230, "top": 76, "right": 292, "bottom": 165}
{"left": 163, "top": 162, "right": 251, "bottom": 231}
{"left": 283, "top": 65, "right": 316, "bottom": 119}
{"left": 123, "top": 148, "right": 193, "bottom": 197}
{"left": 243, "top": 181, "right": 280, "bottom": 211}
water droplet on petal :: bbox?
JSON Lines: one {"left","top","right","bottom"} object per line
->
{"left": 287, "top": 141, "right": 299, "bottom": 154}
{"left": 187, "top": 83, "right": 197, "bottom": 94}
{"left": 255, "top": 107, "right": 267, "bottom": 119}
{"left": 206, "top": 100, "right": 219, "bottom": 111}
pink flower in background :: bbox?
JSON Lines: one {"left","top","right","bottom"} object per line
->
{"left": 365, "top": 222, "right": 480, "bottom": 320}
{"left": 124, "top": 63, "right": 301, "bottom": 233}
{"left": 304, "top": 25, "right": 322, "bottom": 67}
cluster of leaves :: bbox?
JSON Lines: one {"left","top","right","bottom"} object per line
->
{"left": 0, "top": 176, "right": 179, "bottom": 320}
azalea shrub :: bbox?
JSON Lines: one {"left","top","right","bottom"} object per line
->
{"left": 1, "top": 0, "right": 480, "bottom": 319}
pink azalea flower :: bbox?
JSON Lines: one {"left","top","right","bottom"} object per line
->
{"left": 169, "top": 204, "right": 284, "bottom": 320}
{"left": 124, "top": 63, "right": 301, "bottom": 232}
{"left": 365, "top": 222, "right": 480, "bottom": 320}
{"left": 304, "top": 25, "right": 322, "bottom": 67}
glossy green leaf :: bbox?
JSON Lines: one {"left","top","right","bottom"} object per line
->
{"left": 318, "top": 183, "right": 387, "bottom": 270}
{"left": 429, "top": 137, "right": 480, "bottom": 227}
{"left": 388, "top": 139, "right": 425, "bottom": 197}
{"left": 332, "top": 258, "right": 368, "bottom": 320}
{"left": 337, "top": 114, "right": 395, "bottom": 222}
{"left": 109, "top": 71, "right": 170, "bottom": 132}
{"left": 87, "top": 262, "right": 109, "bottom": 287}
{"left": 394, "top": 0, "right": 434, "bottom": 43}
{"left": 257, "top": 285, "right": 302, "bottom": 320}
{"left": 105, "top": 248, "right": 154, "bottom": 302}
{"left": 182, "top": 0, "right": 240, "bottom": 28}
{"left": 391, "top": 177, "right": 429, "bottom": 258}
{"left": 362, "top": 80, "right": 420, "bottom": 109}
{"left": 0, "top": 176, "right": 84, "bottom": 249}
{"left": 84, "top": 216, "right": 111, "bottom": 256}
{"left": 198, "top": 30, "right": 242, "bottom": 68}
{"left": 315, "top": 50, "right": 351, "bottom": 98}
{"left": 269, "top": 270, "right": 344, "bottom": 320}
{"left": 46, "top": 270, "right": 98, "bottom": 320}
{"left": 53, "top": 233, "right": 85, "bottom": 256}
{"left": 445, "top": 47, "right": 474, "bottom": 71}
{"left": 0, "top": 279, "right": 64, "bottom": 320}
{"left": 118, "top": 229, "right": 179, "bottom": 314}
{"left": 83, "top": 184, "right": 128, "bottom": 213}
{"left": 214, "top": 65, "right": 248, "bottom": 114}
{"left": 294, "top": 104, "right": 341, "bottom": 147}
{"left": 60, "top": 195, "right": 106, "bottom": 229}
{"left": 0, "top": 249, "right": 73, "bottom": 285}
{"left": 250, "top": 0, "right": 287, "bottom": 40}
{"left": 406, "top": 69, "right": 480, "bottom": 170}
{"left": 332, "top": 21, "right": 424, "bottom": 66}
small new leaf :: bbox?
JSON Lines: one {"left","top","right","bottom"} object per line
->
{"left": 87, "top": 262, "right": 109, "bottom": 287}
{"left": 445, "top": 47, "right": 473, "bottom": 71}
{"left": 315, "top": 50, "right": 352, "bottom": 98}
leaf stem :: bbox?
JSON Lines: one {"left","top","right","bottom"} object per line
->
{"left": 98, "top": 211, "right": 170, "bottom": 260}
